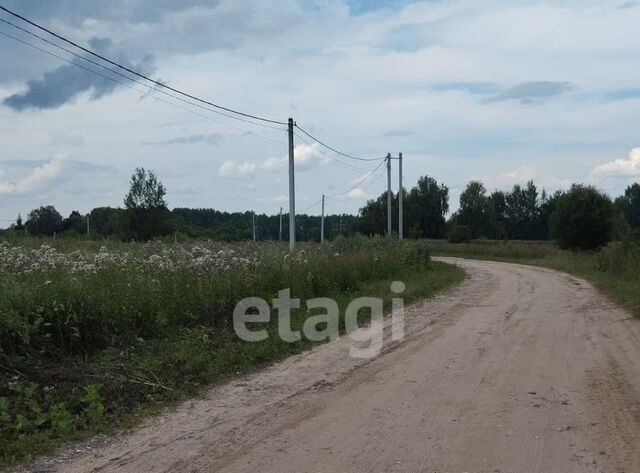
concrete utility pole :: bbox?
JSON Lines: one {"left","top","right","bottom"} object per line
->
{"left": 387, "top": 153, "right": 392, "bottom": 237}
{"left": 398, "top": 152, "right": 403, "bottom": 240}
{"left": 252, "top": 211, "right": 256, "bottom": 242}
{"left": 288, "top": 118, "right": 296, "bottom": 251}
{"left": 279, "top": 207, "right": 283, "bottom": 242}
{"left": 321, "top": 194, "right": 325, "bottom": 244}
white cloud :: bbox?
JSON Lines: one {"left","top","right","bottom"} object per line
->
{"left": 481, "top": 165, "right": 537, "bottom": 191}
{"left": 263, "top": 143, "right": 329, "bottom": 172}
{"left": 348, "top": 188, "right": 366, "bottom": 199}
{"left": 590, "top": 148, "right": 640, "bottom": 179}
{"left": 218, "top": 160, "right": 256, "bottom": 177}
{"left": 0, "top": 154, "right": 66, "bottom": 195}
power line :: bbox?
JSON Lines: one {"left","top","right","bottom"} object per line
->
{"left": 326, "top": 159, "right": 386, "bottom": 200}
{"left": 299, "top": 198, "right": 322, "bottom": 214}
{"left": 0, "top": 17, "right": 287, "bottom": 133}
{"left": 295, "top": 124, "right": 385, "bottom": 162}
{"left": 0, "top": 4, "right": 287, "bottom": 126}
{"left": 0, "top": 29, "right": 287, "bottom": 146}
{"left": 293, "top": 132, "right": 372, "bottom": 173}
{"left": 327, "top": 167, "right": 385, "bottom": 203}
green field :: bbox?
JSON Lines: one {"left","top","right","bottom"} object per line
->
{"left": 0, "top": 237, "right": 463, "bottom": 465}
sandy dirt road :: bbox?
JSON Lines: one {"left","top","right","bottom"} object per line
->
{"left": 42, "top": 258, "right": 640, "bottom": 473}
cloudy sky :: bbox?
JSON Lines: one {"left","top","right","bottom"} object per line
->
{"left": 1, "top": 0, "right": 639, "bottom": 225}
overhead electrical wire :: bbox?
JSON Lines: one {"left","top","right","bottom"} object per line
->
{"left": 0, "top": 5, "right": 287, "bottom": 126}
{"left": 326, "top": 159, "right": 386, "bottom": 200}
{"left": 0, "top": 17, "right": 287, "bottom": 133}
{"left": 294, "top": 124, "right": 385, "bottom": 162}
{"left": 298, "top": 198, "right": 323, "bottom": 214}
{"left": 0, "top": 29, "right": 287, "bottom": 146}
{"left": 1, "top": 4, "right": 398, "bottom": 214}
{"left": 327, "top": 167, "right": 386, "bottom": 203}
{"left": 293, "top": 132, "right": 373, "bottom": 173}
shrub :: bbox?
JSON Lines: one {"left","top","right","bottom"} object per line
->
{"left": 551, "top": 185, "right": 615, "bottom": 250}
{"left": 448, "top": 225, "right": 472, "bottom": 244}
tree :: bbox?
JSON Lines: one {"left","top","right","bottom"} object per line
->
{"left": 122, "top": 168, "right": 172, "bottom": 240}
{"left": 60, "top": 211, "right": 86, "bottom": 235}
{"left": 89, "top": 207, "right": 122, "bottom": 236}
{"left": 405, "top": 176, "right": 449, "bottom": 239}
{"left": 457, "top": 181, "right": 497, "bottom": 239}
{"left": 489, "top": 191, "right": 507, "bottom": 239}
{"left": 616, "top": 183, "right": 640, "bottom": 229}
{"left": 504, "top": 181, "right": 540, "bottom": 240}
{"left": 551, "top": 184, "right": 615, "bottom": 250}
{"left": 25, "top": 206, "right": 63, "bottom": 236}
{"left": 15, "top": 214, "right": 24, "bottom": 231}
{"left": 356, "top": 191, "right": 396, "bottom": 236}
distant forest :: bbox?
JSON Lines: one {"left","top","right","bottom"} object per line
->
{"left": 2, "top": 169, "right": 639, "bottom": 250}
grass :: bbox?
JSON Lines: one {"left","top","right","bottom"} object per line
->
{"left": 428, "top": 239, "right": 640, "bottom": 318}
{"left": 0, "top": 237, "right": 464, "bottom": 466}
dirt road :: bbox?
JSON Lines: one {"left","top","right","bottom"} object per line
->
{"left": 46, "top": 258, "right": 640, "bottom": 473}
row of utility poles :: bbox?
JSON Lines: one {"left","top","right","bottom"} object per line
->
{"left": 251, "top": 118, "right": 404, "bottom": 249}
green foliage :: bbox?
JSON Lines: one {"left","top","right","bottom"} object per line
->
{"left": 0, "top": 238, "right": 462, "bottom": 465}
{"left": 25, "top": 206, "right": 63, "bottom": 237}
{"left": 456, "top": 181, "right": 497, "bottom": 239}
{"left": 60, "top": 211, "right": 87, "bottom": 235}
{"left": 357, "top": 175, "right": 449, "bottom": 238}
{"left": 615, "top": 183, "right": 640, "bottom": 229}
{"left": 430, "top": 238, "right": 640, "bottom": 318}
{"left": 122, "top": 168, "right": 172, "bottom": 241}
{"left": 0, "top": 380, "right": 107, "bottom": 462}
{"left": 448, "top": 224, "right": 472, "bottom": 244}
{"left": 551, "top": 184, "right": 616, "bottom": 250}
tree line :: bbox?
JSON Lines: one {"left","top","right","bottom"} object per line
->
{"left": 3, "top": 167, "right": 639, "bottom": 250}
{"left": 358, "top": 178, "right": 639, "bottom": 250}
{"left": 3, "top": 168, "right": 357, "bottom": 242}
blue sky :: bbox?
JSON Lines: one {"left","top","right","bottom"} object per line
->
{"left": 0, "top": 0, "right": 639, "bottom": 223}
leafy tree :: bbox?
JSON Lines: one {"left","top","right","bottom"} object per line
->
{"left": 122, "top": 168, "right": 172, "bottom": 241}
{"left": 615, "top": 183, "right": 640, "bottom": 229}
{"left": 60, "top": 211, "right": 86, "bottom": 235}
{"left": 25, "top": 206, "right": 63, "bottom": 236}
{"left": 356, "top": 191, "right": 396, "bottom": 236}
{"left": 15, "top": 214, "right": 24, "bottom": 231}
{"left": 504, "top": 181, "right": 540, "bottom": 240}
{"left": 489, "top": 191, "right": 507, "bottom": 239}
{"left": 551, "top": 184, "right": 615, "bottom": 250}
{"left": 405, "top": 176, "right": 449, "bottom": 239}
{"left": 457, "top": 181, "right": 497, "bottom": 239}
{"left": 89, "top": 207, "right": 122, "bottom": 236}
{"left": 537, "top": 189, "right": 561, "bottom": 240}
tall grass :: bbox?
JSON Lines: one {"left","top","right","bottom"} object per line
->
{"left": 0, "top": 237, "right": 461, "bottom": 465}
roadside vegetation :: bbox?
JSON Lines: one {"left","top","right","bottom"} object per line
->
{"left": 430, "top": 238, "right": 640, "bottom": 318}
{"left": 0, "top": 237, "right": 463, "bottom": 465}
{"left": 1, "top": 167, "right": 639, "bottom": 466}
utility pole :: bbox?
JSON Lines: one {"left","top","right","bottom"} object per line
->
{"left": 321, "top": 194, "right": 325, "bottom": 243}
{"left": 279, "top": 207, "right": 283, "bottom": 242}
{"left": 398, "top": 152, "right": 403, "bottom": 240}
{"left": 386, "top": 153, "right": 392, "bottom": 237}
{"left": 288, "top": 118, "right": 296, "bottom": 251}
{"left": 252, "top": 211, "right": 256, "bottom": 242}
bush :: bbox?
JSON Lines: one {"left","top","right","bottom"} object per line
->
{"left": 448, "top": 225, "right": 472, "bottom": 244}
{"left": 551, "top": 185, "right": 615, "bottom": 250}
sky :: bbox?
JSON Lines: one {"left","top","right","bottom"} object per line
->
{"left": 0, "top": 0, "right": 639, "bottom": 225}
